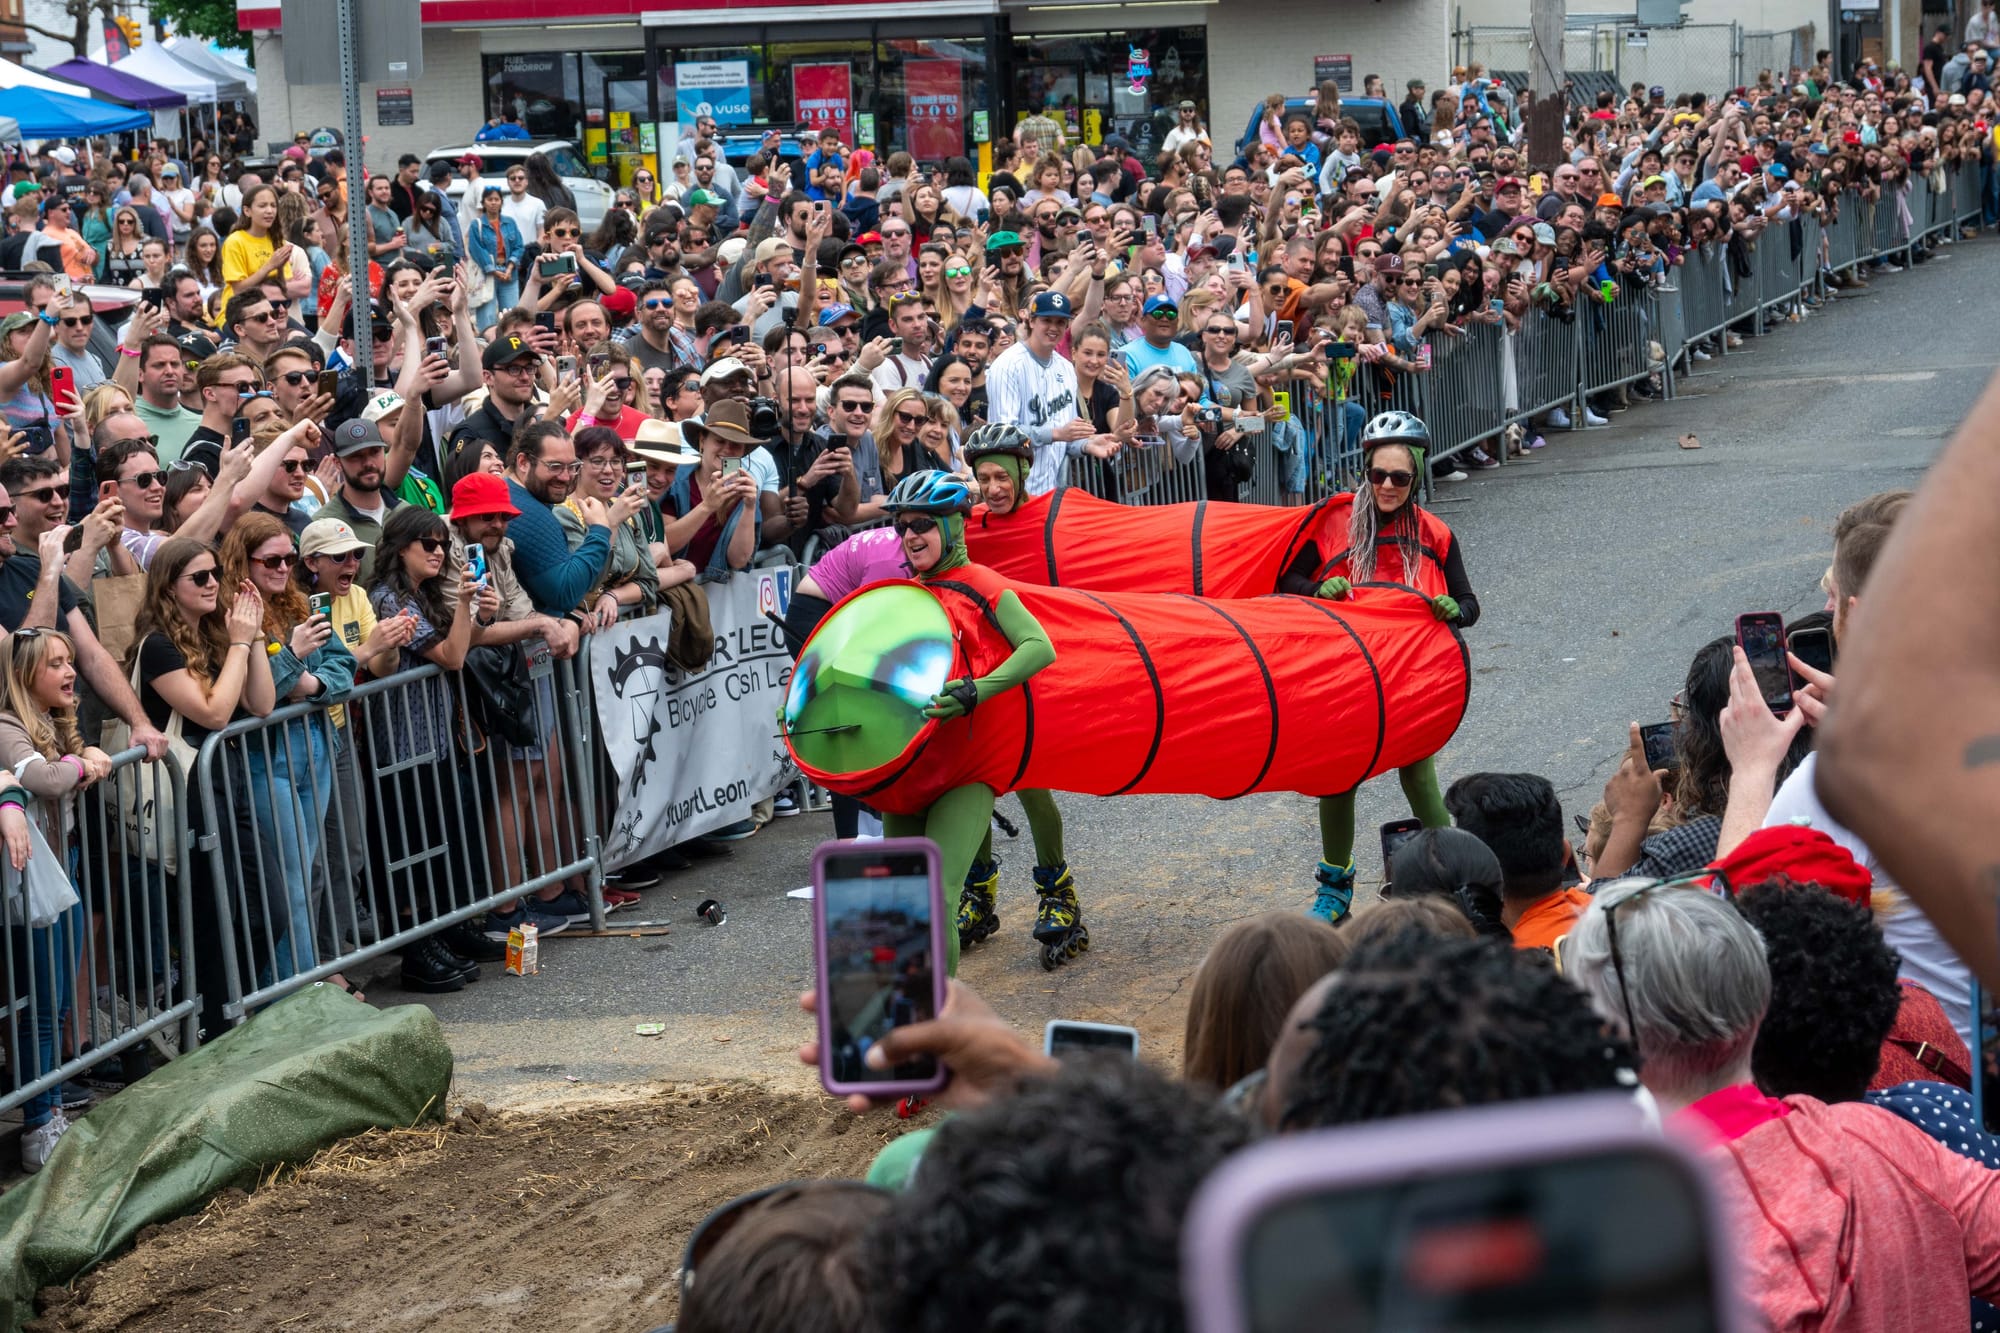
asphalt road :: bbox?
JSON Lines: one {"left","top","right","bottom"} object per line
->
{"left": 373, "top": 239, "right": 1989, "bottom": 1108}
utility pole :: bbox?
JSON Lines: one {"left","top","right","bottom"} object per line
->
{"left": 1528, "top": 0, "right": 1567, "bottom": 175}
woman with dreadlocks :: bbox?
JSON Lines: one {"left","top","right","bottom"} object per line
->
{"left": 1288, "top": 411, "right": 1479, "bottom": 924}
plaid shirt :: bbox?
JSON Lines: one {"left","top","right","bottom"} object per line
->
{"left": 1626, "top": 815, "right": 1722, "bottom": 880}
{"left": 1017, "top": 112, "right": 1063, "bottom": 156}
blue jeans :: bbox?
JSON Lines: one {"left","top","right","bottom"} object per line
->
{"left": 476, "top": 276, "right": 521, "bottom": 330}
{"left": 244, "top": 716, "right": 334, "bottom": 984}
{"left": 16, "top": 902, "right": 82, "bottom": 1127}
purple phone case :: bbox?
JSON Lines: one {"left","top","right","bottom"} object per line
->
{"left": 1182, "top": 1094, "right": 1747, "bottom": 1333}
{"left": 813, "top": 836, "right": 949, "bottom": 1099}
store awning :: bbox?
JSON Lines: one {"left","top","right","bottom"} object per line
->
{"left": 44, "top": 58, "right": 187, "bottom": 109}
{"left": 110, "top": 46, "right": 219, "bottom": 103}
{"left": 0, "top": 57, "right": 88, "bottom": 96}
{"left": 0, "top": 86, "right": 148, "bottom": 137}
{"left": 162, "top": 39, "right": 256, "bottom": 97}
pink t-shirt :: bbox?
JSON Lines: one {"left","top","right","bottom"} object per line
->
{"left": 808, "top": 527, "right": 908, "bottom": 603}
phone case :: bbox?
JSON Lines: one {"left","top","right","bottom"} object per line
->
{"left": 813, "top": 836, "right": 948, "bottom": 1099}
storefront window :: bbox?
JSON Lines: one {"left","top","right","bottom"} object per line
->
{"left": 876, "top": 37, "right": 988, "bottom": 164}
{"left": 1011, "top": 28, "right": 1206, "bottom": 158}
{"left": 484, "top": 52, "right": 583, "bottom": 141}
{"left": 580, "top": 51, "right": 649, "bottom": 186}
{"left": 768, "top": 39, "right": 877, "bottom": 149}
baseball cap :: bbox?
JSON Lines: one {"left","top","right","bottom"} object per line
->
{"left": 1531, "top": 222, "right": 1557, "bottom": 245}
{"left": 1640, "top": 174, "right": 1668, "bottom": 189}
{"left": 818, "top": 303, "right": 859, "bottom": 327}
{"left": 699, "top": 356, "right": 751, "bottom": 385}
{"left": 1950, "top": 92, "right": 1970, "bottom": 106}
{"left": 330, "top": 419, "right": 388, "bottom": 457}
{"left": 1374, "top": 253, "right": 1404, "bottom": 275}
{"left": 299, "top": 518, "right": 372, "bottom": 558}
{"left": 360, "top": 390, "right": 405, "bottom": 424}
{"left": 1141, "top": 294, "right": 1177, "bottom": 316}
{"left": 10, "top": 181, "right": 38, "bottom": 200}
{"left": 1030, "top": 290, "right": 1075, "bottom": 319}
{"left": 159, "top": 163, "right": 179, "bottom": 178}
{"left": 753, "top": 237, "right": 792, "bottom": 266}
{"left": 1807, "top": 142, "right": 1830, "bottom": 156}
{"left": 50, "top": 147, "right": 75, "bottom": 166}
{"left": 686, "top": 188, "right": 724, "bottom": 208}
{"left": 1494, "top": 176, "right": 1524, "bottom": 191}
{"left": 449, "top": 472, "right": 521, "bottom": 522}
{"left": 177, "top": 330, "right": 218, "bottom": 364}
{"left": 1648, "top": 85, "right": 1666, "bottom": 99}
{"left": 1842, "top": 130, "right": 1862, "bottom": 145}
{"left": 601, "top": 287, "right": 637, "bottom": 320}
{"left": 985, "top": 230, "right": 1024, "bottom": 251}
{"left": 1595, "top": 192, "right": 1624, "bottom": 207}
{"left": 631, "top": 418, "right": 703, "bottom": 466}
{"left": 481, "top": 334, "right": 537, "bottom": 370}
{"left": 1177, "top": 99, "right": 1197, "bottom": 110}
{"left": 456, "top": 152, "right": 483, "bottom": 168}
{"left": 1765, "top": 162, "right": 1789, "bottom": 179}
{"left": 857, "top": 230, "right": 883, "bottom": 246}
{"left": 0, "top": 312, "right": 35, "bottom": 339}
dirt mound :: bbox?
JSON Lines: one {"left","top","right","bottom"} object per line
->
{"left": 31, "top": 1083, "right": 925, "bottom": 1333}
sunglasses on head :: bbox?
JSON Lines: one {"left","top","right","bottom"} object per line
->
{"left": 892, "top": 514, "right": 938, "bottom": 535}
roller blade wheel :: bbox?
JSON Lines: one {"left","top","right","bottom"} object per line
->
{"left": 1039, "top": 922, "right": 1090, "bottom": 971}
{"left": 1030, "top": 863, "right": 1079, "bottom": 945}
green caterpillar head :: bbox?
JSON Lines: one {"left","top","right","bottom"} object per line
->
{"left": 784, "top": 583, "right": 953, "bottom": 774}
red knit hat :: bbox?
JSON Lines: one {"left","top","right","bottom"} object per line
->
{"left": 1706, "top": 825, "right": 1872, "bottom": 905}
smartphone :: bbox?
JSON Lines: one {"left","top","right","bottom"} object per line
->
{"left": 1378, "top": 817, "right": 1425, "bottom": 885}
{"left": 424, "top": 335, "right": 448, "bottom": 361}
{"left": 1327, "top": 341, "right": 1357, "bottom": 358}
{"left": 1735, "top": 611, "right": 1793, "bottom": 716}
{"left": 813, "top": 837, "right": 948, "bottom": 1099}
{"left": 50, "top": 274, "right": 72, "bottom": 304}
{"left": 1336, "top": 256, "right": 1355, "bottom": 280}
{"left": 534, "top": 311, "right": 557, "bottom": 335}
{"left": 1141, "top": 215, "right": 1158, "bottom": 238}
{"left": 556, "top": 354, "right": 578, "bottom": 380}
{"left": 1273, "top": 320, "right": 1294, "bottom": 344}
{"left": 1044, "top": 1020, "right": 1141, "bottom": 1059}
{"left": 1422, "top": 262, "right": 1440, "bottom": 280}
{"left": 753, "top": 273, "right": 775, "bottom": 290}
{"left": 465, "top": 543, "right": 489, "bottom": 587}
{"left": 1639, "top": 722, "right": 1678, "bottom": 771}
{"left": 317, "top": 369, "right": 340, "bottom": 398}
{"left": 49, "top": 365, "right": 74, "bottom": 414}
{"left": 1488, "top": 297, "right": 1506, "bottom": 313}
{"left": 1182, "top": 1095, "right": 1735, "bottom": 1333}
{"left": 1787, "top": 625, "right": 1834, "bottom": 691}
{"left": 586, "top": 352, "right": 610, "bottom": 379}
{"left": 308, "top": 592, "right": 333, "bottom": 620}
{"left": 231, "top": 415, "right": 251, "bottom": 445}
{"left": 721, "top": 455, "right": 745, "bottom": 477}
{"left": 141, "top": 286, "right": 165, "bottom": 310}
{"left": 885, "top": 336, "right": 904, "bottom": 356}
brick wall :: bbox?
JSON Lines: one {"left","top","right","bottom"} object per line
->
{"left": 1207, "top": 0, "right": 1451, "bottom": 133}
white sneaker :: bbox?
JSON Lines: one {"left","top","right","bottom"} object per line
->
{"left": 1582, "top": 408, "right": 1609, "bottom": 427}
{"left": 21, "top": 1107, "right": 70, "bottom": 1173}
{"left": 1545, "top": 407, "right": 1572, "bottom": 429}
{"left": 1690, "top": 347, "right": 1712, "bottom": 361}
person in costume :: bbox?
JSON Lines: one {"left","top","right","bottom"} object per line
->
{"left": 957, "top": 424, "right": 1082, "bottom": 963}
{"left": 1289, "top": 410, "right": 1480, "bottom": 922}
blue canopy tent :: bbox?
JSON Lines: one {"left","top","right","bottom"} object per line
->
{"left": 0, "top": 86, "right": 149, "bottom": 137}
{"left": 42, "top": 59, "right": 186, "bottom": 110}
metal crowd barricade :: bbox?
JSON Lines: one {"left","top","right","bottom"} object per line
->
{"left": 1677, "top": 244, "right": 1728, "bottom": 352}
{"left": 1722, "top": 235, "right": 1763, "bottom": 333}
{"left": 1508, "top": 309, "right": 1581, "bottom": 430}
{"left": 0, "top": 749, "right": 198, "bottom": 1117}
{"left": 1422, "top": 321, "right": 1508, "bottom": 467}
{"left": 1578, "top": 291, "right": 1652, "bottom": 400}
{"left": 1289, "top": 378, "right": 1365, "bottom": 500}
{"left": 1650, "top": 281, "right": 1686, "bottom": 393}
{"left": 192, "top": 655, "right": 604, "bottom": 1027}
{"left": 1871, "top": 186, "right": 1907, "bottom": 259}
{"left": 1066, "top": 439, "right": 1207, "bottom": 506}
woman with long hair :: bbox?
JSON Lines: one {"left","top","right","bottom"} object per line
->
{"left": 585, "top": 207, "right": 635, "bottom": 271}
{"left": 870, "top": 387, "right": 930, "bottom": 496}
{"left": 128, "top": 536, "right": 279, "bottom": 1039}
{"left": 924, "top": 353, "right": 978, "bottom": 427}
{"left": 916, "top": 393, "right": 962, "bottom": 473}
{"left": 941, "top": 156, "right": 989, "bottom": 221}
{"left": 219, "top": 183, "right": 296, "bottom": 322}
{"left": 219, "top": 513, "right": 354, "bottom": 987}
{"left": 930, "top": 251, "right": 977, "bottom": 326}
{"left": 906, "top": 183, "right": 953, "bottom": 244}
{"left": 181, "top": 226, "right": 224, "bottom": 293}
{"left": 100, "top": 206, "right": 149, "bottom": 286}
{"left": 0, "top": 629, "right": 107, "bottom": 1170}
{"left": 557, "top": 426, "right": 667, "bottom": 630}
{"left": 467, "top": 184, "right": 522, "bottom": 330}
{"left": 1289, "top": 414, "right": 1476, "bottom": 922}
{"left": 404, "top": 191, "right": 459, "bottom": 270}
{"left": 78, "top": 180, "right": 113, "bottom": 269}
{"left": 520, "top": 154, "right": 576, "bottom": 213}
{"left": 272, "top": 188, "right": 318, "bottom": 308}
{"left": 135, "top": 238, "right": 173, "bottom": 294}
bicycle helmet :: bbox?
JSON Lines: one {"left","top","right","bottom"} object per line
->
{"left": 885, "top": 469, "right": 975, "bottom": 516}
{"left": 1360, "top": 410, "right": 1432, "bottom": 453}
{"left": 961, "top": 423, "right": 1035, "bottom": 467}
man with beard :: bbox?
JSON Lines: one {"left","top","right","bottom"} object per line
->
{"left": 951, "top": 319, "right": 994, "bottom": 421}
{"left": 627, "top": 278, "right": 696, "bottom": 379}
{"left": 503, "top": 417, "right": 618, "bottom": 616}
{"left": 315, "top": 419, "right": 405, "bottom": 583}
{"left": 453, "top": 334, "right": 542, "bottom": 453}
{"left": 637, "top": 225, "right": 684, "bottom": 283}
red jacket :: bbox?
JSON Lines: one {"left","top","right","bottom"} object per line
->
{"left": 1678, "top": 1089, "right": 2000, "bottom": 1330}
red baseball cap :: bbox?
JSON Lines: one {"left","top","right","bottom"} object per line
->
{"left": 450, "top": 472, "right": 521, "bottom": 522}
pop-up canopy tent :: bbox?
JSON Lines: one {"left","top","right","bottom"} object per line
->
{"left": 110, "top": 46, "right": 219, "bottom": 104}
{"left": 0, "top": 85, "right": 148, "bottom": 137}
{"left": 162, "top": 39, "right": 256, "bottom": 98}
{"left": 0, "top": 57, "right": 88, "bottom": 97}
{"left": 44, "top": 58, "right": 187, "bottom": 109}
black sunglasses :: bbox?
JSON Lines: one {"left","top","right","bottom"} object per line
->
{"left": 1368, "top": 467, "right": 1415, "bottom": 488}
{"left": 892, "top": 514, "right": 938, "bottom": 535}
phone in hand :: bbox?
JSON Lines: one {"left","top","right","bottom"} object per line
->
{"left": 556, "top": 354, "right": 578, "bottom": 380}
{"left": 1273, "top": 320, "right": 1294, "bottom": 344}
{"left": 885, "top": 337, "right": 904, "bottom": 356}
{"left": 1141, "top": 215, "right": 1158, "bottom": 238}
{"left": 1336, "top": 256, "right": 1356, "bottom": 280}
{"left": 231, "top": 415, "right": 251, "bottom": 444}
{"left": 586, "top": 352, "right": 610, "bottom": 379}
{"left": 720, "top": 455, "right": 745, "bottom": 477}
{"left": 1378, "top": 817, "right": 1425, "bottom": 887}
{"left": 1639, "top": 721, "right": 1679, "bottom": 771}
{"left": 50, "top": 274, "right": 72, "bottom": 305}
{"left": 142, "top": 286, "right": 166, "bottom": 311}
{"left": 308, "top": 592, "right": 333, "bottom": 620}
{"left": 534, "top": 311, "right": 557, "bottom": 335}
{"left": 813, "top": 837, "right": 948, "bottom": 1099}
{"left": 48, "top": 365, "right": 75, "bottom": 415}
{"left": 1735, "top": 611, "right": 1793, "bottom": 716}
{"left": 465, "top": 543, "right": 489, "bottom": 588}
{"left": 1787, "top": 624, "right": 1834, "bottom": 692}
{"left": 317, "top": 369, "right": 341, "bottom": 398}
{"left": 1044, "top": 1020, "right": 1140, "bottom": 1059}
{"left": 424, "top": 335, "right": 449, "bottom": 361}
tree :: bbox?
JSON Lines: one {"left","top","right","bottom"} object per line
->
{"left": 150, "top": 0, "right": 253, "bottom": 65}
{"left": 16, "top": 0, "right": 117, "bottom": 58}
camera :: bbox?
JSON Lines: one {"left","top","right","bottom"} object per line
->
{"left": 1197, "top": 405, "right": 1222, "bottom": 427}
{"left": 747, "top": 395, "right": 783, "bottom": 439}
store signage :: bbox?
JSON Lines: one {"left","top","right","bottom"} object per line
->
{"left": 907, "top": 59, "right": 963, "bottom": 160}
{"left": 676, "top": 60, "right": 752, "bottom": 126}
{"left": 1127, "top": 47, "right": 1150, "bottom": 97}
{"left": 1313, "top": 54, "right": 1353, "bottom": 93}
{"left": 376, "top": 86, "right": 415, "bottom": 126}
{"left": 793, "top": 63, "right": 853, "bottom": 145}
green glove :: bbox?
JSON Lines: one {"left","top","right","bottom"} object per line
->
{"left": 1431, "top": 595, "right": 1460, "bottom": 623}
{"left": 923, "top": 677, "right": 983, "bottom": 720}
{"left": 1315, "top": 576, "right": 1352, "bottom": 600}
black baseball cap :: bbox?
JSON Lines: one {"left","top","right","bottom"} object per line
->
{"left": 481, "top": 335, "right": 537, "bottom": 370}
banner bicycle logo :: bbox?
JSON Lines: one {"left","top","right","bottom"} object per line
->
{"left": 592, "top": 578, "right": 791, "bottom": 868}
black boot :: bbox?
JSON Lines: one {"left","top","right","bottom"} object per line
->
{"left": 401, "top": 938, "right": 470, "bottom": 993}
{"left": 442, "top": 920, "right": 507, "bottom": 964}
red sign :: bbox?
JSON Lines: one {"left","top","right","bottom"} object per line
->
{"left": 905, "top": 59, "right": 963, "bottom": 161}
{"left": 792, "top": 63, "right": 853, "bottom": 145}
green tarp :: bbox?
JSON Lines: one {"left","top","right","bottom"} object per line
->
{"left": 0, "top": 984, "right": 452, "bottom": 1330}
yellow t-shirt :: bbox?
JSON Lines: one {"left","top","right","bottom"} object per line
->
{"left": 323, "top": 584, "right": 376, "bottom": 730}
{"left": 219, "top": 229, "right": 290, "bottom": 322}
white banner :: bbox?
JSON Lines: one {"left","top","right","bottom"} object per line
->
{"left": 591, "top": 572, "right": 793, "bottom": 868}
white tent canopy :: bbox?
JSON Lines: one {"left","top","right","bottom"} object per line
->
{"left": 0, "top": 57, "right": 90, "bottom": 96}
{"left": 162, "top": 39, "right": 256, "bottom": 97}
{"left": 111, "top": 46, "right": 219, "bottom": 103}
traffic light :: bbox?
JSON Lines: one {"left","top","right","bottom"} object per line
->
{"left": 114, "top": 15, "right": 142, "bottom": 47}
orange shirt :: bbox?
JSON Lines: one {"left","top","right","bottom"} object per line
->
{"left": 1509, "top": 886, "right": 1593, "bottom": 952}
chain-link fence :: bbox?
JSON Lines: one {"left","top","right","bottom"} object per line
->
{"left": 1456, "top": 22, "right": 1806, "bottom": 101}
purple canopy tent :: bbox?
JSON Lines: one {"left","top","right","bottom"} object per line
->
{"left": 43, "top": 59, "right": 187, "bottom": 109}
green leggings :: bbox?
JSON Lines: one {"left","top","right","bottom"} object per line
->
{"left": 1316, "top": 755, "right": 1449, "bottom": 869}
{"left": 974, "top": 788, "right": 1065, "bottom": 866}
{"left": 884, "top": 784, "right": 998, "bottom": 974}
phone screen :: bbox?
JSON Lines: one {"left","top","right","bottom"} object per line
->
{"left": 1640, "top": 722, "right": 1678, "bottom": 771}
{"left": 1239, "top": 1150, "right": 1726, "bottom": 1332}
{"left": 231, "top": 415, "right": 250, "bottom": 444}
{"left": 1045, "top": 1022, "right": 1139, "bottom": 1058}
{"left": 1787, "top": 626, "right": 1835, "bottom": 684}
{"left": 817, "top": 846, "right": 941, "bottom": 1088}
{"left": 1379, "top": 818, "right": 1425, "bottom": 877}
{"left": 1736, "top": 613, "right": 1793, "bottom": 714}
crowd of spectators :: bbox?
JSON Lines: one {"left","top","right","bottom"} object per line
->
{"left": 0, "top": 46, "right": 1989, "bottom": 1208}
